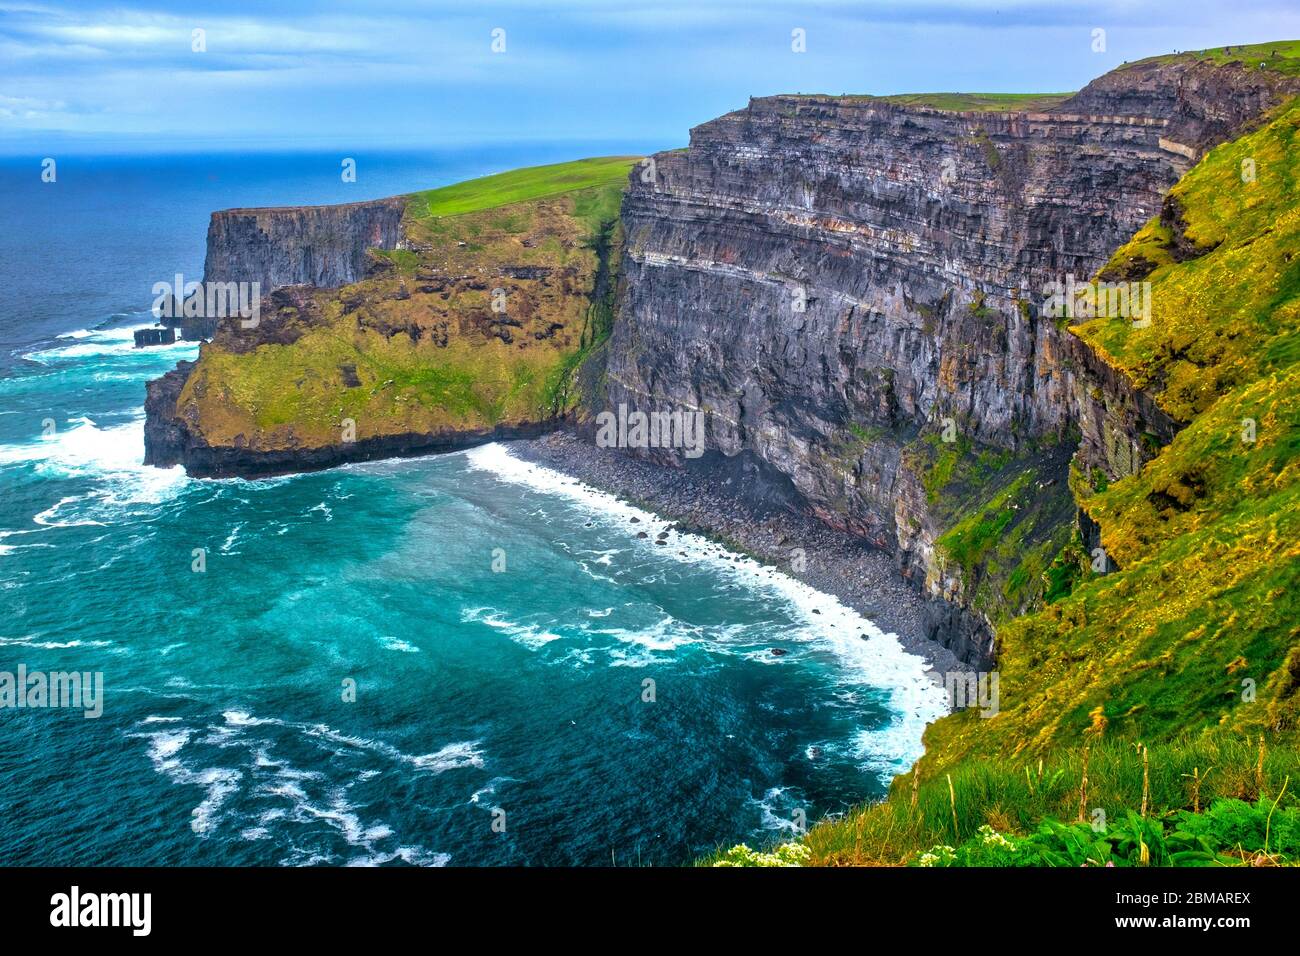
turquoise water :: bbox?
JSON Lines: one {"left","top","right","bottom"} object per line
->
{"left": 0, "top": 153, "right": 945, "bottom": 866}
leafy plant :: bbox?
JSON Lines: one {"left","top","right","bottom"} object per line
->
{"left": 907, "top": 798, "right": 1293, "bottom": 868}
{"left": 711, "top": 842, "right": 811, "bottom": 867}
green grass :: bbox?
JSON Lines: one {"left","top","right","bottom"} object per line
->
{"left": 371, "top": 248, "right": 420, "bottom": 274}
{"left": 920, "top": 432, "right": 970, "bottom": 503}
{"left": 847, "top": 422, "right": 886, "bottom": 444}
{"left": 408, "top": 156, "right": 638, "bottom": 226}
{"left": 1120, "top": 39, "right": 1300, "bottom": 76}
{"left": 781, "top": 91, "right": 1073, "bottom": 112}
{"left": 907, "top": 797, "right": 1300, "bottom": 867}
{"left": 937, "top": 472, "right": 1029, "bottom": 573}
{"left": 800, "top": 737, "right": 1300, "bottom": 865}
{"left": 901, "top": 427, "right": 1076, "bottom": 621}
{"left": 876, "top": 91, "right": 1073, "bottom": 112}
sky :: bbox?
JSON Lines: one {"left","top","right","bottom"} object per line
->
{"left": 2, "top": 0, "right": 1299, "bottom": 153}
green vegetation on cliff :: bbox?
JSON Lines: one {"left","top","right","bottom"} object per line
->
{"left": 1081, "top": 99, "right": 1300, "bottom": 422}
{"left": 799, "top": 738, "right": 1300, "bottom": 865}
{"left": 875, "top": 91, "right": 1072, "bottom": 112}
{"left": 785, "top": 91, "right": 1072, "bottom": 112}
{"left": 177, "top": 157, "right": 636, "bottom": 452}
{"left": 797, "top": 96, "right": 1300, "bottom": 866}
{"left": 1121, "top": 39, "right": 1300, "bottom": 76}
{"left": 409, "top": 157, "right": 637, "bottom": 226}
{"left": 904, "top": 428, "right": 1079, "bottom": 623}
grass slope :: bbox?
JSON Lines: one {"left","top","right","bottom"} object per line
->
{"left": 791, "top": 97, "right": 1300, "bottom": 866}
{"left": 875, "top": 92, "right": 1072, "bottom": 112}
{"left": 803, "top": 738, "right": 1300, "bottom": 866}
{"left": 1120, "top": 39, "right": 1300, "bottom": 76}
{"left": 408, "top": 157, "right": 637, "bottom": 227}
{"left": 783, "top": 91, "right": 1072, "bottom": 112}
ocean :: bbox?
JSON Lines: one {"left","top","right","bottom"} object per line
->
{"left": 0, "top": 147, "right": 946, "bottom": 866}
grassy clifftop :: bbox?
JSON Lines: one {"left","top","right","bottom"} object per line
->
{"left": 935, "top": 99, "right": 1300, "bottom": 763}
{"left": 176, "top": 158, "right": 635, "bottom": 455}
{"left": 782, "top": 91, "right": 1072, "bottom": 112}
{"left": 1120, "top": 39, "right": 1300, "bottom": 76}
{"left": 873, "top": 92, "right": 1071, "bottom": 112}
{"left": 408, "top": 156, "right": 635, "bottom": 224}
{"left": 794, "top": 97, "right": 1300, "bottom": 866}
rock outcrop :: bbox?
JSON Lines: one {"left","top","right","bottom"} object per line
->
{"left": 144, "top": 163, "right": 633, "bottom": 477}
{"left": 203, "top": 196, "right": 406, "bottom": 292}
{"left": 1063, "top": 54, "right": 1300, "bottom": 151}
{"left": 133, "top": 326, "right": 176, "bottom": 348}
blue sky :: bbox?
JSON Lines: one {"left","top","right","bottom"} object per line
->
{"left": 3, "top": 0, "right": 1298, "bottom": 153}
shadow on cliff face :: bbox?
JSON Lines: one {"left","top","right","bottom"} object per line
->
{"left": 681, "top": 448, "right": 806, "bottom": 518}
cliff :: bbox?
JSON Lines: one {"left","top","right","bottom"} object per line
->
{"left": 144, "top": 47, "right": 1299, "bottom": 670}
{"left": 145, "top": 158, "right": 635, "bottom": 476}
{"left": 602, "top": 52, "right": 1300, "bottom": 661}
{"left": 1064, "top": 47, "right": 1300, "bottom": 150}
{"left": 203, "top": 196, "right": 406, "bottom": 291}
{"left": 852, "top": 94, "right": 1300, "bottom": 832}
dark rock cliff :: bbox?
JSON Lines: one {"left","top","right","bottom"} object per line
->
{"left": 143, "top": 360, "right": 197, "bottom": 468}
{"left": 203, "top": 196, "right": 406, "bottom": 291}
{"left": 1063, "top": 55, "right": 1300, "bottom": 151}
{"left": 601, "top": 58, "right": 1299, "bottom": 662}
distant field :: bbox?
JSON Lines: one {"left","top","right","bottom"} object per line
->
{"left": 408, "top": 156, "right": 639, "bottom": 221}
{"left": 875, "top": 91, "right": 1073, "bottom": 112}
{"left": 781, "top": 91, "right": 1073, "bottom": 112}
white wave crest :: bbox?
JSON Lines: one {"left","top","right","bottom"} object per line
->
{"left": 25, "top": 322, "right": 199, "bottom": 363}
{"left": 0, "top": 414, "right": 189, "bottom": 523}
{"left": 464, "top": 442, "right": 949, "bottom": 773}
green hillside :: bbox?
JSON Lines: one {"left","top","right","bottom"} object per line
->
{"left": 176, "top": 158, "right": 635, "bottom": 454}
{"left": 1122, "top": 39, "right": 1300, "bottom": 76}
{"left": 744, "top": 96, "right": 1300, "bottom": 868}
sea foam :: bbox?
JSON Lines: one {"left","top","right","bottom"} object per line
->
{"left": 464, "top": 442, "right": 949, "bottom": 774}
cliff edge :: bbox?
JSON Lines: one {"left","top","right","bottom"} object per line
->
{"left": 144, "top": 157, "right": 634, "bottom": 477}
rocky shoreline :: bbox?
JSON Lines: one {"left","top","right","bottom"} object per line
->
{"left": 509, "top": 430, "right": 969, "bottom": 678}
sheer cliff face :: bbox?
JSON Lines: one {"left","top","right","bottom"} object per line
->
{"left": 203, "top": 196, "right": 406, "bottom": 290}
{"left": 603, "top": 61, "right": 1298, "bottom": 626}
{"left": 608, "top": 98, "right": 1182, "bottom": 532}
{"left": 611, "top": 96, "right": 1188, "bottom": 444}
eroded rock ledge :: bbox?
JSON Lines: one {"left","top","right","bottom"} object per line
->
{"left": 204, "top": 196, "right": 406, "bottom": 291}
